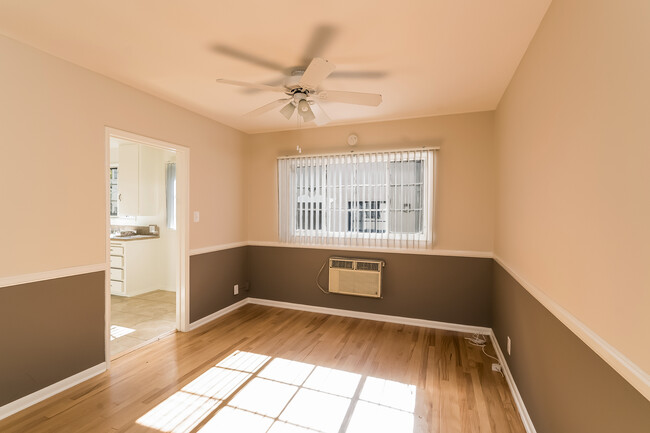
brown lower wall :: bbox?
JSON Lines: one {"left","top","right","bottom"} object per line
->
{"left": 6, "top": 249, "right": 648, "bottom": 433}
{"left": 492, "top": 262, "right": 650, "bottom": 433}
{"left": 189, "top": 247, "right": 249, "bottom": 323}
{"left": 248, "top": 246, "right": 492, "bottom": 327}
{"left": 0, "top": 271, "right": 105, "bottom": 407}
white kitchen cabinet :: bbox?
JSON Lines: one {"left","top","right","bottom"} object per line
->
{"left": 117, "top": 143, "right": 159, "bottom": 217}
{"left": 138, "top": 144, "right": 159, "bottom": 216}
{"left": 110, "top": 239, "right": 160, "bottom": 296}
{"left": 117, "top": 143, "right": 139, "bottom": 216}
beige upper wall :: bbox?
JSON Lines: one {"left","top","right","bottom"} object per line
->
{"left": 495, "top": 0, "right": 650, "bottom": 373}
{"left": 246, "top": 112, "right": 495, "bottom": 253}
{"left": 0, "top": 35, "right": 247, "bottom": 278}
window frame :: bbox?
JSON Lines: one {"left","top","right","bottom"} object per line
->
{"left": 278, "top": 148, "right": 438, "bottom": 249}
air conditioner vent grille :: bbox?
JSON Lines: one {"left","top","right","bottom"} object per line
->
{"left": 356, "top": 261, "right": 380, "bottom": 272}
{"left": 331, "top": 259, "right": 354, "bottom": 270}
{"left": 328, "top": 257, "right": 383, "bottom": 298}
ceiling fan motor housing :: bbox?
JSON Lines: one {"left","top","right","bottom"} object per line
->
{"left": 293, "top": 92, "right": 308, "bottom": 104}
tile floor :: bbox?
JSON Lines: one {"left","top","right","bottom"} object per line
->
{"left": 110, "top": 290, "right": 176, "bottom": 356}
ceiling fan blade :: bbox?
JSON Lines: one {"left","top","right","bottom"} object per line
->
{"left": 310, "top": 101, "right": 331, "bottom": 126}
{"left": 317, "top": 90, "right": 382, "bottom": 106}
{"left": 329, "top": 70, "right": 388, "bottom": 79}
{"left": 244, "top": 99, "right": 291, "bottom": 117}
{"left": 216, "top": 78, "right": 287, "bottom": 93}
{"left": 211, "top": 44, "right": 286, "bottom": 72}
{"left": 300, "top": 25, "right": 338, "bottom": 65}
{"left": 299, "top": 58, "right": 336, "bottom": 90}
{"left": 242, "top": 76, "right": 286, "bottom": 94}
{"left": 279, "top": 102, "right": 296, "bottom": 120}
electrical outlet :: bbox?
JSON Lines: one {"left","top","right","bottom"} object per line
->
{"left": 234, "top": 284, "right": 239, "bottom": 295}
{"left": 507, "top": 336, "right": 511, "bottom": 355}
{"left": 492, "top": 363, "right": 502, "bottom": 372}
{"left": 193, "top": 211, "right": 200, "bottom": 222}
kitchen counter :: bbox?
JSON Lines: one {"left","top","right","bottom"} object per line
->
{"left": 110, "top": 234, "right": 159, "bottom": 241}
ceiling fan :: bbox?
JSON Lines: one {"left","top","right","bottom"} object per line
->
{"left": 216, "top": 57, "right": 382, "bottom": 125}
{"left": 212, "top": 25, "right": 387, "bottom": 90}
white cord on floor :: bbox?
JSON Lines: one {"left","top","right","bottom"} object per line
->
{"left": 464, "top": 333, "right": 487, "bottom": 346}
{"left": 316, "top": 259, "right": 330, "bottom": 295}
{"left": 481, "top": 346, "right": 501, "bottom": 363}
{"left": 465, "top": 333, "right": 504, "bottom": 377}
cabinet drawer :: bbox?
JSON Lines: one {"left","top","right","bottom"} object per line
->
{"left": 110, "top": 245, "right": 124, "bottom": 256}
{"left": 110, "top": 280, "right": 124, "bottom": 293}
{"left": 110, "top": 255, "right": 124, "bottom": 268}
{"left": 110, "top": 268, "right": 124, "bottom": 281}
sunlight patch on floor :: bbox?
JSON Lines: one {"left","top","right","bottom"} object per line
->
{"left": 302, "top": 366, "right": 361, "bottom": 398}
{"left": 200, "top": 406, "right": 273, "bottom": 432}
{"left": 276, "top": 388, "right": 351, "bottom": 433}
{"left": 229, "top": 377, "right": 297, "bottom": 418}
{"left": 216, "top": 350, "right": 270, "bottom": 372}
{"left": 182, "top": 367, "right": 251, "bottom": 400}
{"left": 110, "top": 324, "right": 135, "bottom": 341}
{"left": 136, "top": 391, "right": 220, "bottom": 433}
{"left": 346, "top": 400, "right": 415, "bottom": 433}
{"left": 136, "top": 351, "right": 264, "bottom": 433}
{"left": 258, "top": 358, "right": 314, "bottom": 385}
{"left": 360, "top": 377, "right": 417, "bottom": 412}
{"left": 136, "top": 350, "right": 415, "bottom": 433}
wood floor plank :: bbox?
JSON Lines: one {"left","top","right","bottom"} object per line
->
{"left": 0, "top": 304, "right": 526, "bottom": 433}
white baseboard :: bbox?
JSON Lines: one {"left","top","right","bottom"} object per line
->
{"left": 0, "top": 362, "right": 106, "bottom": 421}
{"left": 187, "top": 298, "right": 250, "bottom": 331}
{"left": 185, "top": 296, "right": 491, "bottom": 335}
{"left": 489, "top": 331, "right": 536, "bottom": 433}
{"left": 246, "top": 298, "right": 492, "bottom": 335}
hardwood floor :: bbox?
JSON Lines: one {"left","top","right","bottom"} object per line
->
{"left": 0, "top": 304, "right": 525, "bottom": 433}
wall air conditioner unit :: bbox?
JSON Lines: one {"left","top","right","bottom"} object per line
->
{"left": 328, "top": 257, "right": 384, "bottom": 298}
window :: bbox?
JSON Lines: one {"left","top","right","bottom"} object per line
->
{"left": 278, "top": 149, "right": 437, "bottom": 249}
{"left": 109, "top": 166, "right": 119, "bottom": 217}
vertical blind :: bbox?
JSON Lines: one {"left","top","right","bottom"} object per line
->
{"left": 278, "top": 148, "right": 437, "bottom": 249}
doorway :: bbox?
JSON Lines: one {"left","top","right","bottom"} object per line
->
{"left": 104, "top": 128, "right": 189, "bottom": 364}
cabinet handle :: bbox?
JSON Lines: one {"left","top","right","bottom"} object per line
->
{"left": 118, "top": 194, "right": 122, "bottom": 202}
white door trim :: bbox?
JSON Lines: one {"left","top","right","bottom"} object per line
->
{"left": 104, "top": 127, "right": 191, "bottom": 369}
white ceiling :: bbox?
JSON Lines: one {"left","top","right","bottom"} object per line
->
{"left": 0, "top": 0, "right": 551, "bottom": 134}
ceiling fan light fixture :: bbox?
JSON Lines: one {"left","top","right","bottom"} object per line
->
{"left": 298, "top": 99, "right": 311, "bottom": 113}
{"left": 279, "top": 102, "right": 295, "bottom": 120}
{"left": 299, "top": 104, "right": 316, "bottom": 122}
